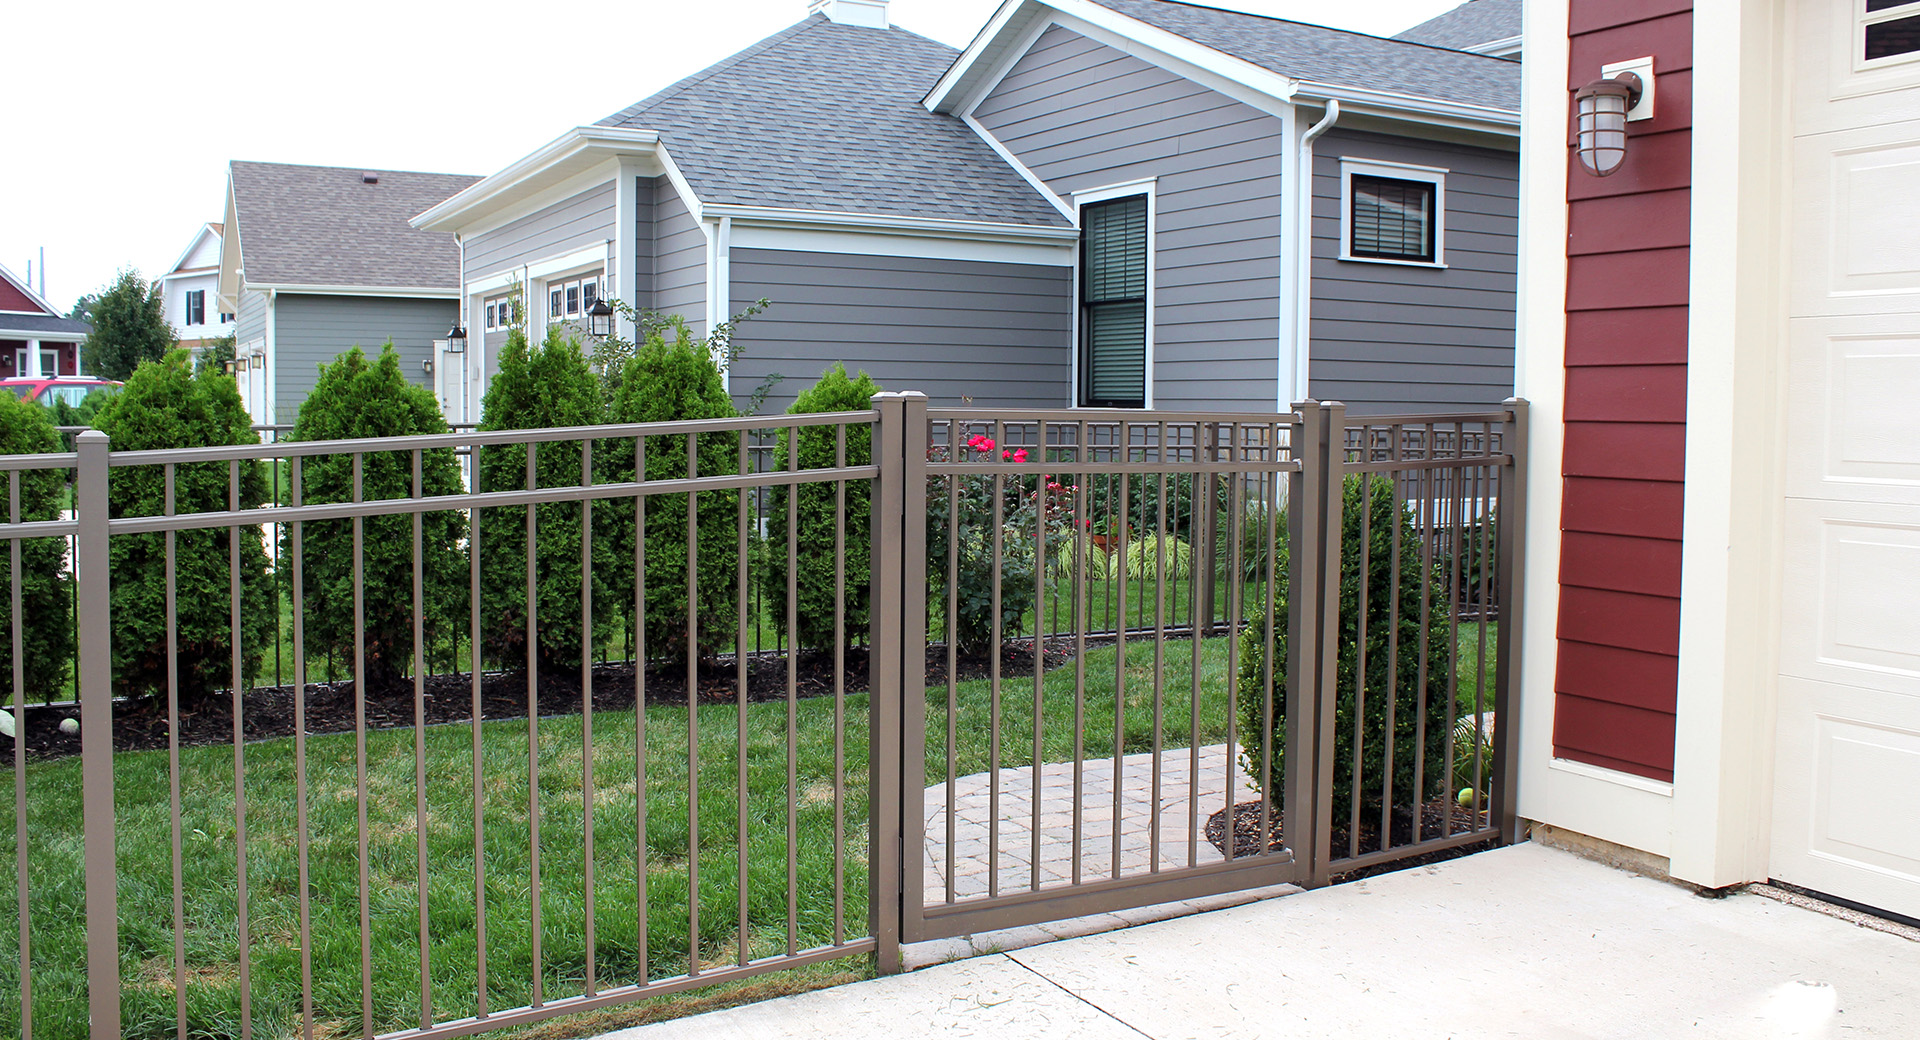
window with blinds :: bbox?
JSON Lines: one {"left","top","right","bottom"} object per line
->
{"left": 1350, "top": 175, "right": 1437, "bottom": 263}
{"left": 1080, "top": 195, "right": 1148, "bottom": 407}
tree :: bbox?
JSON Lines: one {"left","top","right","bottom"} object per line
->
{"left": 66, "top": 294, "right": 98, "bottom": 323}
{"left": 82, "top": 271, "right": 173, "bottom": 380}
{"left": 200, "top": 333, "right": 237, "bottom": 374}
{"left": 0, "top": 393, "right": 74, "bottom": 700}
{"left": 285, "top": 344, "right": 468, "bottom": 685}
{"left": 603, "top": 316, "right": 739, "bottom": 662}
{"left": 475, "top": 326, "right": 617, "bottom": 672}
{"left": 92, "top": 351, "right": 274, "bottom": 704}
{"left": 766, "top": 363, "right": 879, "bottom": 651}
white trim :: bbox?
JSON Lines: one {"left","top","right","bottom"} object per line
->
{"left": 0, "top": 330, "right": 84, "bottom": 343}
{"left": 727, "top": 225, "right": 1074, "bottom": 266}
{"left": 263, "top": 289, "right": 278, "bottom": 425}
{"left": 657, "top": 147, "right": 706, "bottom": 227}
{"left": 1339, "top": 157, "right": 1448, "bottom": 267}
{"left": 1292, "top": 101, "right": 1341, "bottom": 406}
{"left": 1857, "top": 0, "right": 1920, "bottom": 71}
{"left": 164, "top": 223, "right": 224, "bottom": 280}
{"left": 925, "top": 0, "right": 1045, "bottom": 113}
{"left": 411, "top": 126, "right": 663, "bottom": 232}
{"left": 1278, "top": 101, "right": 1300, "bottom": 409}
{"left": 453, "top": 160, "right": 622, "bottom": 242}
{"left": 961, "top": 114, "right": 1075, "bottom": 222}
{"left": 701, "top": 203, "right": 1078, "bottom": 244}
{"left": 1044, "top": 8, "right": 1294, "bottom": 121}
{"left": 244, "top": 283, "right": 460, "bottom": 299}
{"left": 950, "top": 7, "right": 1056, "bottom": 117}
{"left": 0, "top": 261, "right": 62, "bottom": 319}
{"left": 467, "top": 243, "right": 608, "bottom": 295}
{"left": 1667, "top": 0, "right": 1790, "bottom": 891}
{"left": 1070, "top": 178, "right": 1155, "bottom": 409}
{"left": 1287, "top": 81, "right": 1520, "bottom": 136}
{"left": 1550, "top": 757, "right": 1675, "bottom": 798}
{"left": 614, "top": 160, "right": 644, "bottom": 343}
{"left": 714, "top": 217, "right": 732, "bottom": 390}
{"left": 1466, "top": 35, "right": 1524, "bottom": 58}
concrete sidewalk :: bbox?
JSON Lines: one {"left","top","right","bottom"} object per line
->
{"left": 598, "top": 843, "right": 1919, "bottom": 1039}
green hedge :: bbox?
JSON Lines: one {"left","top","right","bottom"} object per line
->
{"left": 1235, "top": 474, "right": 1454, "bottom": 820}
{"left": 94, "top": 352, "right": 274, "bottom": 703}
{"left": 766, "top": 364, "right": 878, "bottom": 651}
{"left": 0, "top": 393, "right": 73, "bottom": 699}
{"left": 284, "top": 344, "right": 468, "bottom": 684}
{"left": 603, "top": 317, "right": 738, "bottom": 662}
{"left": 475, "top": 328, "right": 617, "bottom": 672}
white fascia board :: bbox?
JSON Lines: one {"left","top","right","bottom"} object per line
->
{"left": 164, "top": 224, "right": 220, "bottom": 279}
{"left": 729, "top": 225, "right": 1074, "bottom": 266}
{"left": 703, "top": 204, "right": 1080, "bottom": 245}
{"left": 456, "top": 159, "right": 624, "bottom": 242}
{"left": 0, "top": 329, "right": 85, "bottom": 343}
{"left": 0, "top": 261, "right": 61, "bottom": 319}
{"left": 948, "top": 6, "right": 1057, "bottom": 116}
{"left": 1467, "top": 35, "right": 1524, "bottom": 57}
{"left": 925, "top": 0, "right": 1034, "bottom": 111}
{"left": 657, "top": 145, "right": 706, "bottom": 226}
{"left": 411, "top": 126, "right": 662, "bottom": 232}
{"left": 1291, "top": 81, "right": 1520, "bottom": 137}
{"left": 1046, "top": 6, "right": 1295, "bottom": 120}
{"left": 246, "top": 283, "right": 461, "bottom": 299}
{"left": 964, "top": 114, "right": 1075, "bottom": 221}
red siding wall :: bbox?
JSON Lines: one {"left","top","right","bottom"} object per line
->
{"left": 1555, "top": 0, "right": 1693, "bottom": 782}
{"left": 0, "top": 280, "right": 40, "bottom": 313}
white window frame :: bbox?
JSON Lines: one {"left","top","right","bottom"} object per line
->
{"left": 483, "top": 292, "right": 518, "bottom": 331}
{"left": 1858, "top": 0, "right": 1920, "bottom": 70}
{"left": 1339, "top": 157, "right": 1448, "bottom": 269}
{"left": 540, "top": 267, "right": 606, "bottom": 327}
{"left": 1070, "top": 177, "right": 1157, "bottom": 410}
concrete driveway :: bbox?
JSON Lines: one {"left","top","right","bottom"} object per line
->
{"left": 595, "top": 842, "right": 1919, "bottom": 1039}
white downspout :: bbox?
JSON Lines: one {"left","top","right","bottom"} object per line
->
{"left": 1295, "top": 100, "right": 1340, "bottom": 404}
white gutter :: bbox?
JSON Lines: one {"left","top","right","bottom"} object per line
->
{"left": 411, "top": 126, "right": 662, "bottom": 232}
{"left": 700, "top": 203, "right": 1080, "bottom": 244}
{"left": 1294, "top": 100, "right": 1340, "bottom": 405}
{"left": 1292, "top": 81, "right": 1518, "bottom": 136}
{"left": 244, "top": 283, "right": 462, "bottom": 299}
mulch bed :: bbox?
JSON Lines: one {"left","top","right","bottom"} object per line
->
{"left": 1206, "top": 799, "right": 1499, "bottom": 884}
{"left": 11, "top": 634, "right": 1094, "bottom": 761}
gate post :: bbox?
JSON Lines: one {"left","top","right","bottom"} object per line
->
{"left": 867, "top": 391, "right": 927, "bottom": 974}
{"left": 1282, "top": 403, "right": 1322, "bottom": 887}
{"left": 76, "top": 430, "right": 120, "bottom": 1037}
{"left": 1492, "top": 399, "right": 1529, "bottom": 845}
{"left": 1307, "top": 402, "right": 1346, "bottom": 889}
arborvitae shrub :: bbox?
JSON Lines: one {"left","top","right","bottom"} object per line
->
{"left": 0, "top": 393, "right": 73, "bottom": 699}
{"left": 94, "top": 351, "right": 274, "bottom": 703}
{"left": 764, "top": 364, "right": 878, "bottom": 651}
{"left": 604, "top": 317, "right": 738, "bottom": 662}
{"left": 476, "top": 327, "right": 616, "bottom": 672}
{"left": 284, "top": 344, "right": 468, "bottom": 684}
{"left": 1235, "top": 474, "right": 1454, "bottom": 821}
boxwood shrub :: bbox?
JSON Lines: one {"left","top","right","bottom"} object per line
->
{"left": 765, "top": 363, "right": 879, "bottom": 651}
{"left": 0, "top": 392, "right": 73, "bottom": 699}
{"left": 283, "top": 344, "right": 468, "bottom": 684}
{"left": 1235, "top": 474, "right": 1455, "bottom": 822}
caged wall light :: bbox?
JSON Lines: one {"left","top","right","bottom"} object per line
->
{"left": 1574, "top": 69, "right": 1645, "bottom": 177}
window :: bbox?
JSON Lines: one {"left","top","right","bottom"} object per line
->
{"left": 1341, "top": 159, "right": 1446, "bottom": 266}
{"left": 484, "top": 293, "right": 517, "bottom": 331}
{"left": 1864, "top": 0, "right": 1920, "bottom": 63}
{"left": 185, "top": 289, "right": 205, "bottom": 327}
{"left": 542, "top": 272, "right": 605, "bottom": 326}
{"left": 583, "top": 279, "right": 598, "bottom": 311}
{"left": 219, "top": 312, "right": 234, "bottom": 324}
{"left": 485, "top": 303, "right": 496, "bottom": 330}
{"left": 549, "top": 288, "right": 564, "bottom": 320}
{"left": 1078, "top": 194, "right": 1149, "bottom": 408}
{"left": 566, "top": 284, "right": 580, "bottom": 315}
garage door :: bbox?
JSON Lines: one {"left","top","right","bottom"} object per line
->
{"left": 1770, "top": 0, "right": 1920, "bottom": 920}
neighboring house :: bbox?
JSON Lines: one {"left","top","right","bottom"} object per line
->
{"left": 0, "top": 261, "right": 89, "bottom": 379}
{"left": 218, "top": 161, "right": 480, "bottom": 425}
{"left": 159, "top": 221, "right": 233, "bottom": 352}
{"left": 1513, "top": 0, "right": 1920, "bottom": 922}
{"left": 414, "top": 0, "right": 1521, "bottom": 416}
{"left": 1393, "top": 0, "right": 1521, "bottom": 58}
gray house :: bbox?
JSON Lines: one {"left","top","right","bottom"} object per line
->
{"left": 413, "top": 0, "right": 1520, "bottom": 416}
{"left": 218, "top": 161, "right": 481, "bottom": 425}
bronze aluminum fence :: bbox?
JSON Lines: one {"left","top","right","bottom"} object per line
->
{"left": 15, "top": 394, "right": 1523, "bottom": 1039}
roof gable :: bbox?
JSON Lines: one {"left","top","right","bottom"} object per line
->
{"left": 597, "top": 15, "right": 1069, "bottom": 227}
{"left": 228, "top": 161, "right": 480, "bottom": 291}
{"left": 166, "top": 222, "right": 224, "bottom": 277}
{"left": 0, "top": 262, "right": 56, "bottom": 316}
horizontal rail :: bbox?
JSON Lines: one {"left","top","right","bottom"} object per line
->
{"left": 0, "top": 518, "right": 78, "bottom": 539}
{"left": 929, "top": 408, "right": 1305, "bottom": 424}
{"left": 0, "top": 453, "right": 77, "bottom": 472}
{"left": 926, "top": 459, "right": 1300, "bottom": 476}
{"left": 1341, "top": 455, "right": 1511, "bottom": 474}
{"left": 1343, "top": 410, "right": 1516, "bottom": 426}
{"left": 106, "top": 463, "right": 881, "bottom": 534}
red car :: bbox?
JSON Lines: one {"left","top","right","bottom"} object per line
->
{"left": 0, "top": 377, "right": 123, "bottom": 409}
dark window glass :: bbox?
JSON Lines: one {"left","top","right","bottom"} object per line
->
{"left": 550, "top": 289, "right": 563, "bottom": 317}
{"left": 185, "top": 289, "right": 205, "bottom": 326}
{"left": 1079, "top": 195, "right": 1149, "bottom": 408}
{"left": 566, "top": 284, "right": 580, "bottom": 315}
{"left": 1866, "top": 0, "right": 1918, "bottom": 13}
{"left": 583, "top": 280, "right": 597, "bottom": 310}
{"left": 485, "top": 303, "right": 496, "bottom": 329}
{"left": 1350, "top": 176, "right": 1436, "bottom": 262}
{"left": 1866, "top": 13, "right": 1920, "bottom": 59}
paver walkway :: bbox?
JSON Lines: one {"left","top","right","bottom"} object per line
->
{"left": 920, "top": 742, "right": 1261, "bottom": 903}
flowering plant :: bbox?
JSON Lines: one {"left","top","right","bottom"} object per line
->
{"left": 925, "top": 433, "right": 1073, "bottom": 651}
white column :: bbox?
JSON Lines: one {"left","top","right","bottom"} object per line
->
{"left": 24, "top": 340, "right": 42, "bottom": 379}
{"left": 614, "top": 160, "right": 643, "bottom": 344}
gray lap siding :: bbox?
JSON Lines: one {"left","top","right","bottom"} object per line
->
{"left": 652, "top": 185, "right": 706, "bottom": 334}
{"left": 1308, "top": 128, "right": 1518, "bottom": 414}
{"left": 973, "top": 24, "right": 1285, "bottom": 412}
{"left": 726, "top": 248, "right": 1070, "bottom": 412}
{"left": 272, "top": 294, "right": 456, "bottom": 424}
{"left": 464, "top": 181, "right": 617, "bottom": 281}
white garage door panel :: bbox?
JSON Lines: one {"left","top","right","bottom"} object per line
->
{"left": 1780, "top": 500, "right": 1920, "bottom": 690}
{"left": 1791, "top": 121, "right": 1920, "bottom": 317}
{"left": 1785, "top": 321, "right": 1920, "bottom": 498}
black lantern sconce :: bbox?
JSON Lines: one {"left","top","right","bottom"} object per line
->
{"left": 586, "top": 298, "right": 614, "bottom": 340}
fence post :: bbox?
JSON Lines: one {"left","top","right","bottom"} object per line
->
{"left": 76, "top": 430, "right": 120, "bottom": 1038}
{"left": 1492, "top": 398, "right": 1529, "bottom": 845}
{"left": 868, "top": 391, "right": 926, "bottom": 974}
{"left": 1307, "top": 402, "right": 1346, "bottom": 889}
{"left": 1282, "top": 403, "right": 1322, "bottom": 888}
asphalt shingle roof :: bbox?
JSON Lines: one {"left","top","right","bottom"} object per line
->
{"left": 1089, "top": 0, "right": 1520, "bottom": 111}
{"left": 0, "top": 313, "right": 90, "bottom": 337}
{"left": 1394, "top": 0, "right": 1522, "bottom": 51}
{"left": 598, "top": 16, "right": 1070, "bottom": 227}
{"left": 229, "top": 161, "right": 480, "bottom": 289}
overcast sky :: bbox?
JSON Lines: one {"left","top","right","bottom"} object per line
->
{"left": 3, "top": 0, "right": 1461, "bottom": 312}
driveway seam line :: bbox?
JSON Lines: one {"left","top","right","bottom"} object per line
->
{"left": 1003, "top": 950, "right": 1158, "bottom": 1039}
